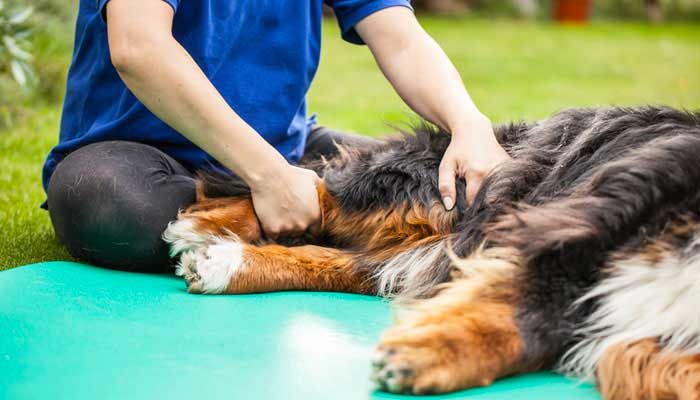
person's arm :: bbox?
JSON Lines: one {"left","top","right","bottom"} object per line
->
{"left": 355, "top": 7, "right": 511, "bottom": 207}
{"left": 105, "top": 0, "right": 319, "bottom": 237}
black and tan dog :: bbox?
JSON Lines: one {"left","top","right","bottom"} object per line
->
{"left": 164, "top": 106, "right": 700, "bottom": 399}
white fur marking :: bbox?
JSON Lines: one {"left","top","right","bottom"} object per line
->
{"left": 174, "top": 250, "right": 197, "bottom": 277}
{"left": 559, "top": 235, "right": 700, "bottom": 380}
{"left": 175, "top": 237, "right": 245, "bottom": 294}
{"left": 162, "top": 218, "right": 212, "bottom": 257}
{"left": 375, "top": 241, "right": 445, "bottom": 299}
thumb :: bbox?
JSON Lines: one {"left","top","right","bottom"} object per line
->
{"left": 312, "top": 172, "right": 322, "bottom": 185}
{"left": 300, "top": 167, "right": 322, "bottom": 185}
{"left": 438, "top": 163, "right": 457, "bottom": 211}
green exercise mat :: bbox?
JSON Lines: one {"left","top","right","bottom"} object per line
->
{"left": 0, "top": 262, "right": 600, "bottom": 399}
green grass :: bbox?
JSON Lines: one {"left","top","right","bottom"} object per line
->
{"left": 310, "top": 18, "right": 700, "bottom": 132}
{"left": 1, "top": 18, "right": 699, "bottom": 270}
{"left": 0, "top": 106, "right": 74, "bottom": 268}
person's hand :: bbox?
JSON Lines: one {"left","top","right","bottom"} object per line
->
{"left": 249, "top": 165, "right": 321, "bottom": 239}
{"left": 439, "top": 115, "right": 511, "bottom": 208}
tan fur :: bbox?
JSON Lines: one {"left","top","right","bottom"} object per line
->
{"left": 632, "top": 217, "right": 700, "bottom": 265}
{"left": 182, "top": 197, "right": 262, "bottom": 243}
{"left": 597, "top": 339, "right": 700, "bottom": 400}
{"left": 178, "top": 183, "right": 455, "bottom": 251}
{"left": 319, "top": 187, "right": 456, "bottom": 252}
{"left": 224, "top": 244, "right": 375, "bottom": 295}
{"left": 176, "top": 184, "right": 456, "bottom": 297}
{"left": 373, "top": 249, "right": 532, "bottom": 394}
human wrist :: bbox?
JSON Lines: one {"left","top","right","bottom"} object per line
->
{"left": 243, "top": 152, "right": 289, "bottom": 192}
{"left": 449, "top": 111, "right": 493, "bottom": 142}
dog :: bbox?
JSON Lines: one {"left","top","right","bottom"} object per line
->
{"left": 163, "top": 106, "right": 700, "bottom": 399}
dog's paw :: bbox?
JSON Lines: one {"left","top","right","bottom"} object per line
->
{"left": 163, "top": 217, "right": 214, "bottom": 257}
{"left": 174, "top": 238, "right": 245, "bottom": 294}
{"left": 371, "top": 337, "right": 465, "bottom": 394}
{"left": 371, "top": 320, "right": 503, "bottom": 395}
{"left": 371, "top": 346, "right": 418, "bottom": 394}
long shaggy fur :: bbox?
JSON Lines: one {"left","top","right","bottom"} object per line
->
{"left": 561, "top": 233, "right": 700, "bottom": 380}
{"left": 175, "top": 106, "right": 700, "bottom": 396}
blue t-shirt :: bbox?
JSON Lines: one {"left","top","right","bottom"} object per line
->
{"left": 42, "top": 0, "right": 412, "bottom": 192}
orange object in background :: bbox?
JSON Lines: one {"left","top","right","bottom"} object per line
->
{"left": 553, "top": 0, "right": 592, "bottom": 23}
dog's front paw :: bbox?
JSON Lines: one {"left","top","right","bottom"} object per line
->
{"left": 174, "top": 238, "right": 245, "bottom": 294}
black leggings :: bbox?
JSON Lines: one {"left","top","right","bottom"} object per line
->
{"left": 46, "top": 127, "right": 375, "bottom": 273}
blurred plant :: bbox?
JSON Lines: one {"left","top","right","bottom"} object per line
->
{"left": 598, "top": 0, "right": 700, "bottom": 21}
{"left": 412, "top": 0, "right": 700, "bottom": 20}
{"left": 30, "top": 0, "right": 77, "bottom": 103}
{"left": 0, "top": 0, "right": 77, "bottom": 129}
{"left": 0, "top": 0, "right": 36, "bottom": 90}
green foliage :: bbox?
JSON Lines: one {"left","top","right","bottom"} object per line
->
{"left": 30, "top": 0, "right": 77, "bottom": 104}
{"left": 0, "top": 0, "right": 76, "bottom": 128}
{"left": 309, "top": 19, "right": 700, "bottom": 132}
{"left": 0, "top": 0, "right": 35, "bottom": 89}
{"left": 418, "top": 0, "right": 700, "bottom": 21}
{"left": 594, "top": 0, "right": 700, "bottom": 21}
{"left": 0, "top": 0, "right": 36, "bottom": 127}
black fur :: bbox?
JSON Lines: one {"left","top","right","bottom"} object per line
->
{"left": 199, "top": 106, "right": 700, "bottom": 366}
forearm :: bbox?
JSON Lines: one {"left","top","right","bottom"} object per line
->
{"left": 358, "top": 8, "right": 487, "bottom": 138}
{"left": 107, "top": 9, "right": 286, "bottom": 185}
{"left": 376, "top": 35, "right": 484, "bottom": 132}
{"left": 104, "top": 0, "right": 320, "bottom": 236}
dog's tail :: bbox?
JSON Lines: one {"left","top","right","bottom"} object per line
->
{"left": 368, "top": 236, "right": 455, "bottom": 301}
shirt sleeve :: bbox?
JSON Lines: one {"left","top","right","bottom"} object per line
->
{"left": 97, "top": 0, "right": 180, "bottom": 21}
{"left": 326, "top": 0, "right": 413, "bottom": 45}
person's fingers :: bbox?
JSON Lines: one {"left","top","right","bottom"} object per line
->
{"left": 280, "top": 217, "right": 311, "bottom": 239}
{"left": 465, "top": 171, "right": 484, "bottom": 205}
{"left": 283, "top": 229, "right": 304, "bottom": 239}
{"left": 262, "top": 223, "right": 281, "bottom": 241}
{"left": 255, "top": 166, "right": 322, "bottom": 241}
{"left": 438, "top": 161, "right": 457, "bottom": 210}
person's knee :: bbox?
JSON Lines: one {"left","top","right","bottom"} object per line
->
{"left": 47, "top": 142, "right": 195, "bottom": 272}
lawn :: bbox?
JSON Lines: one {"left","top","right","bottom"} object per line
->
{"left": 0, "top": 17, "right": 699, "bottom": 270}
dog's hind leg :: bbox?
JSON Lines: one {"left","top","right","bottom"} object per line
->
{"left": 485, "top": 133, "right": 700, "bottom": 363}
{"left": 164, "top": 181, "right": 457, "bottom": 257}
{"left": 372, "top": 250, "right": 535, "bottom": 394}
{"left": 597, "top": 339, "right": 700, "bottom": 400}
